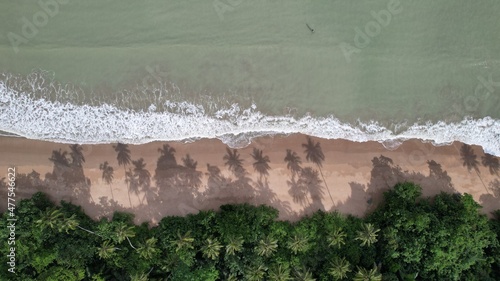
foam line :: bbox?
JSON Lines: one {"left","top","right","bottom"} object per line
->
{"left": 1, "top": 83, "right": 499, "bottom": 156}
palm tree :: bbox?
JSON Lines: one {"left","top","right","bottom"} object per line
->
{"left": 130, "top": 272, "right": 149, "bottom": 281}
{"left": 302, "top": 137, "right": 334, "bottom": 205}
{"left": 115, "top": 222, "right": 137, "bottom": 249}
{"left": 201, "top": 237, "right": 223, "bottom": 260}
{"left": 59, "top": 214, "right": 79, "bottom": 234}
{"left": 137, "top": 237, "right": 159, "bottom": 260}
{"left": 482, "top": 153, "right": 499, "bottom": 176}
{"left": 268, "top": 264, "right": 291, "bottom": 281}
{"left": 225, "top": 235, "right": 244, "bottom": 256}
{"left": 245, "top": 264, "right": 267, "bottom": 281}
{"left": 294, "top": 267, "right": 316, "bottom": 281}
{"left": 35, "top": 208, "right": 63, "bottom": 230}
{"left": 353, "top": 266, "right": 382, "bottom": 281}
{"left": 251, "top": 148, "right": 271, "bottom": 180}
{"left": 97, "top": 240, "right": 119, "bottom": 259}
{"left": 355, "top": 223, "right": 380, "bottom": 247}
{"left": 37, "top": 208, "right": 98, "bottom": 236}
{"left": 255, "top": 235, "right": 278, "bottom": 257}
{"left": 329, "top": 257, "right": 351, "bottom": 280}
{"left": 327, "top": 228, "right": 347, "bottom": 248}
{"left": 287, "top": 233, "right": 310, "bottom": 254}
{"left": 284, "top": 149, "right": 302, "bottom": 178}
{"left": 99, "top": 161, "right": 115, "bottom": 199}
{"left": 171, "top": 230, "right": 194, "bottom": 252}
{"left": 460, "top": 144, "right": 488, "bottom": 192}
{"left": 223, "top": 148, "right": 244, "bottom": 176}
{"left": 69, "top": 144, "right": 85, "bottom": 167}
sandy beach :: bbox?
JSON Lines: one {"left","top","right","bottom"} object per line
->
{"left": 0, "top": 135, "right": 498, "bottom": 224}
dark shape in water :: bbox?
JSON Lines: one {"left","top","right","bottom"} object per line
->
{"left": 306, "top": 23, "right": 314, "bottom": 33}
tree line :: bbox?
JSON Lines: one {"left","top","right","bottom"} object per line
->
{"left": 1, "top": 182, "right": 499, "bottom": 280}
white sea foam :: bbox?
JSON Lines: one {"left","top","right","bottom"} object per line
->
{"left": 1, "top": 81, "right": 499, "bottom": 157}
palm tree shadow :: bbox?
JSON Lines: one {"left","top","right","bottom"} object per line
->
{"left": 481, "top": 153, "right": 500, "bottom": 176}
{"left": 480, "top": 179, "right": 500, "bottom": 215}
{"left": 460, "top": 144, "right": 489, "bottom": 193}
{"left": 460, "top": 144, "right": 480, "bottom": 173}
{"left": 336, "top": 155, "right": 458, "bottom": 216}
{"left": 302, "top": 137, "right": 335, "bottom": 206}
{"left": 250, "top": 148, "right": 271, "bottom": 181}
{"left": 299, "top": 167, "right": 325, "bottom": 213}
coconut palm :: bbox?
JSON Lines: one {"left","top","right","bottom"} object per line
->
{"left": 226, "top": 235, "right": 244, "bottom": 256}
{"left": 97, "top": 240, "right": 119, "bottom": 259}
{"left": 130, "top": 272, "right": 149, "bottom": 281}
{"left": 251, "top": 148, "right": 271, "bottom": 180}
{"left": 255, "top": 236, "right": 278, "bottom": 257}
{"left": 115, "top": 222, "right": 137, "bottom": 249}
{"left": 287, "top": 233, "right": 310, "bottom": 254}
{"left": 69, "top": 144, "right": 85, "bottom": 167}
{"left": 284, "top": 149, "right": 302, "bottom": 178}
{"left": 353, "top": 266, "right": 382, "bottom": 281}
{"left": 329, "top": 257, "right": 351, "bottom": 280}
{"left": 201, "top": 237, "right": 223, "bottom": 260}
{"left": 245, "top": 264, "right": 267, "bottom": 281}
{"left": 35, "top": 208, "right": 63, "bottom": 230}
{"left": 99, "top": 161, "right": 115, "bottom": 199}
{"left": 223, "top": 148, "right": 244, "bottom": 176}
{"left": 327, "top": 228, "right": 347, "bottom": 248}
{"left": 302, "top": 137, "right": 334, "bottom": 205}
{"left": 355, "top": 223, "right": 380, "bottom": 247}
{"left": 268, "top": 264, "right": 291, "bottom": 281}
{"left": 137, "top": 237, "right": 159, "bottom": 260}
{"left": 171, "top": 230, "right": 195, "bottom": 252}
{"left": 59, "top": 214, "right": 79, "bottom": 234}
{"left": 482, "top": 153, "right": 499, "bottom": 176}
{"left": 294, "top": 267, "right": 316, "bottom": 281}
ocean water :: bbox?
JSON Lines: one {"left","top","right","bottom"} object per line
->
{"left": 0, "top": 0, "right": 499, "bottom": 155}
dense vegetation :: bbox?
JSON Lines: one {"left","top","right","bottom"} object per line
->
{"left": 1, "top": 182, "right": 499, "bottom": 280}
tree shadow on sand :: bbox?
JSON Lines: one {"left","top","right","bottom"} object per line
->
{"left": 335, "top": 155, "right": 458, "bottom": 216}
{"left": 479, "top": 179, "right": 500, "bottom": 213}
{"left": 202, "top": 147, "right": 294, "bottom": 219}
{"left": 45, "top": 145, "right": 93, "bottom": 203}
{"left": 460, "top": 144, "right": 489, "bottom": 193}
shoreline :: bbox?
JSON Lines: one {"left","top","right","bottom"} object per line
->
{"left": 0, "top": 134, "right": 498, "bottom": 224}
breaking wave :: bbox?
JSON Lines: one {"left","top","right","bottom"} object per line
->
{"left": 0, "top": 73, "right": 499, "bottom": 156}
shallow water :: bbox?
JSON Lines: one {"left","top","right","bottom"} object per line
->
{"left": 0, "top": 0, "right": 499, "bottom": 154}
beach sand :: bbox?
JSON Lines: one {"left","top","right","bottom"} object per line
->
{"left": 0, "top": 135, "right": 498, "bottom": 224}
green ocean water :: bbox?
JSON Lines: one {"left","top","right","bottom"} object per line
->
{"left": 1, "top": 0, "right": 499, "bottom": 128}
